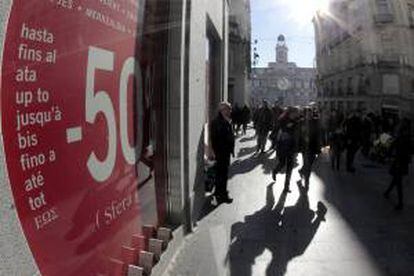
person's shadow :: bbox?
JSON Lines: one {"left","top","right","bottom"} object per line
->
{"left": 226, "top": 181, "right": 327, "bottom": 276}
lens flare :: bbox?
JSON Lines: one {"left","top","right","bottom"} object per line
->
{"left": 280, "top": 0, "right": 330, "bottom": 24}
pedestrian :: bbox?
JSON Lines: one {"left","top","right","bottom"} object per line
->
{"left": 232, "top": 104, "right": 242, "bottom": 135}
{"left": 361, "top": 112, "right": 373, "bottom": 157}
{"left": 319, "top": 107, "right": 329, "bottom": 147}
{"left": 299, "top": 107, "right": 321, "bottom": 187}
{"left": 383, "top": 118, "right": 412, "bottom": 210}
{"left": 269, "top": 102, "right": 284, "bottom": 150}
{"left": 329, "top": 124, "right": 345, "bottom": 171}
{"left": 210, "top": 102, "right": 235, "bottom": 204}
{"left": 343, "top": 110, "right": 362, "bottom": 172}
{"left": 272, "top": 106, "right": 299, "bottom": 193}
{"left": 241, "top": 105, "right": 251, "bottom": 135}
{"left": 252, "top": 106, "right": 260, "bottom": 133}
{"left": 255, "top": 100, "right": 273, "bottom": 153}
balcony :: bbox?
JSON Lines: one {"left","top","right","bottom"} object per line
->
{"left": 377, "top": 54, "right": 401, "bottom": 68}
{"left": 374, "top": 13, "right": 393, "bottom": 24}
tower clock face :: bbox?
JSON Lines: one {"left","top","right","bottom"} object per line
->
{"left": 277, "top": 77, "right": 290, "bottom": 91}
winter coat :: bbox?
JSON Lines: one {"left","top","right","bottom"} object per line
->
{"left": 300, "top": 118, "right": 321, "bottom": 154}
{"left": 389, "top": 133, "right": 412, "bottom": 176}
{"left": 276, "top": 116, "right": 297, "bottom": 157}
{"left": 256, "top": 107, "right": 273, "bottom": 134}
{"left": 210, "top": 113, "right": 235, "bottom": 159}
{"left": 344, "top": 115, "right": 362, "bottom": 143}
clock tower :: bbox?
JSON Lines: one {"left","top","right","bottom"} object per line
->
{"left": 276, "top": 34, "right": 288, "bottom": 64}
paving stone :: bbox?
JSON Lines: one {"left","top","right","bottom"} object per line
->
{"left": 164, "top": 128, "right": 414, "bottom": 276}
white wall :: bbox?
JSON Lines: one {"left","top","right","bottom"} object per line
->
{"left": 165, "top": 0, "right": 228, "bottom": 228}
{"left": 187, "top": 0, "right": 227, "bottom": 225}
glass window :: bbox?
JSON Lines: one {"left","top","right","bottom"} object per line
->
{"left": 376, "top": 0, "right": 392, "bottom": 15}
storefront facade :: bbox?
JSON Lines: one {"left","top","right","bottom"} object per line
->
{"left": 0, "top": 0, "right": 229, "bottom": 275}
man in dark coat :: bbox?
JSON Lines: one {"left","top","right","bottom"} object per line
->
{"left": 210, "top": 102, "right": 235, "bottom": 204}
{"left": 269, "top": 103, "right": 284, "bottom": 150}
{"left": 256, "top": 100, "right": 273, "bottom": 153}
{"left": 241, "top": 105, "right": 251, "bottom": 135}
{"left": 384, "top": 119, "right": 412, "bottom": 210}
{"left": 299, "top": 107, "right": 321, "bottom": 187}
{"left": 272, "top": 107, "right": 299, "bottom": 193}
{"left": 343, "top": 110, "right": 362, "bottom": 172}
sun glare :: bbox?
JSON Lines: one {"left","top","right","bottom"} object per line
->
{"left": 282, "top": 0, "right": 330, "bottom": 24}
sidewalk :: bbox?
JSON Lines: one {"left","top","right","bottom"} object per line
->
{"left": 163, "top": 127, "right": 414, "bottom": 276}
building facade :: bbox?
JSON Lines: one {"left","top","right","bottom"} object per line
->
{"left": 0, "top": 0, "right": 229, "bottom": 275}
{"left": 251, "top": 35, "right": 317, "bottom": 107}
{"left": 228, "top": 0, "right": 251, "bottom": 106}
{"left": 313, "top": 0, "right": 414, "bottom": 118}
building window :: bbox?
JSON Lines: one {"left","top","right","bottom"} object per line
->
{"left": 377, "top": 0, "right": 392, "bottom": 14}
{"left": 358, "top": 74, "right": 367, "bottom": 94}
{"left": 382, "top": 74, "right": 399, "bottom": 95}
{"left": 381, "top": 32, "right": 396, "bottom": 57}
{"left": 347, "top": 77, "right": 353, "bottom": 95}
{"left": 408, "top": 4, "right": 414, "bottom": 27}
{"left": 323, "top": 85, "right": 328, "bottom": 98}
{"left": 357, "top": 101, "right": 366, "bottom": 110}
{"left": 375, "top": 0, "right": 393, "bottom": 23}
{"left": 338, "top": 79, "right": 343, "bottom": 96}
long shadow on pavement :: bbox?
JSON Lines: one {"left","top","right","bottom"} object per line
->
{"left": 313, "top": 153, "right": 414, "bottom": 275}
{"left": 239, "top": 135, "right": 257, "bottom": 143}
{"left": 226, "top": 181, "right": 327, "bottom": 276}
{"left": 237, "top": 146, "right": 258, "bottom": 158}
{"left": 229, "top": 151, "right": 273, "bottom": 179}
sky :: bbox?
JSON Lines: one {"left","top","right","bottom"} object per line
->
{"left": 251, "top": 0, "right": 321, "bottom": 68}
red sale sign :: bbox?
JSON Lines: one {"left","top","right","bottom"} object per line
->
{"left": 1, "top": 0, "right": 157, "bottom": 275}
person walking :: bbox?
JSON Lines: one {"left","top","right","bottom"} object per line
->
{"left": 361, "top": 112, "right": 373, "bottom": 157}
{"left": 299, "top": 107, "right": 321, "bottom": 187}
{"left": 383, "top": 118, "right": 412, "bottom": 210}
{"left": 272, "top": 107, "right": 299, "bottom": 193}
{"left": 210, "top": 102, "right": 235, "bottom": 204}
{"left": 231, "top": 104, "right": 242, "bottom": 135}
{"left": 241, "top": 105, "right": 251, "bottom": 135}
{"left": 255, "top": 100, "right": 273, "bottom": 153}
{"left": 329, "top": 124, "right": 345, "bottom": 171}
{"left": 269, "top": 103, "right": 284, "bottom": 150}
{"left": 343, "top": 110, "right": 362, "bottom": 172}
